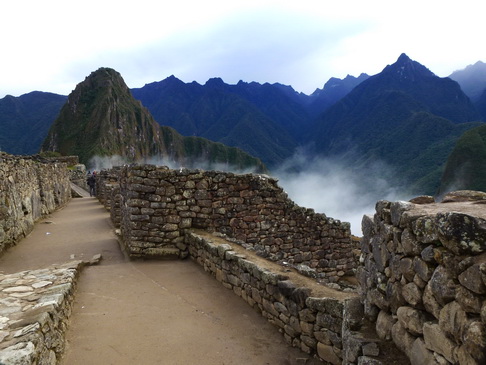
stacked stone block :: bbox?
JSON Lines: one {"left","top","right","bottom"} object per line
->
{"left": 358, "top": 192, "right": 486, "bottom": 365}
{"left": 0, "top": 153, "right": 71, "bottom": 255}
{"left": 187, "top": 230, "right": 359, "bottom": 364}
{"left": 106, "top": 164, "right": 355, "bottom": 281}
{"left": 0, "top": 261, "right": 84, "bottom": 364}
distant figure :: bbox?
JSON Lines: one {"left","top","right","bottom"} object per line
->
{"left": 87, "top": 174, "right": 96, "bottom": 197}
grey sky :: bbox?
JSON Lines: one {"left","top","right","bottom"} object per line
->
{"left": 1, "top": 0, "right": 485, "bottom": 98}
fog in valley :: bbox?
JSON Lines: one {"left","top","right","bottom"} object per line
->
{"left": 273, "top": 151, "right": 409, "bottom": 236}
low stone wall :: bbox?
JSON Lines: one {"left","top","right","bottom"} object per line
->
{"left": 100, "top": 164, "right": 355, "bottom": 282}
{"left": 358, "top": 191, "right": 486, "bottom": 365}
{"left": 0, "top": 261, "right": 84, "bottom": 364}
{"left": 187, "top": 230, "right": 362, "bottom": 364}
{"left": 0, "top": 153, "right": 71, "bottom": 256}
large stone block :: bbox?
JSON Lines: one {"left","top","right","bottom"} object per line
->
{"left": 397, "top": 306, "right": 426, "bottom": 336}
{"left": 376, "top": 310, "right": 395, "bottom": 340}
{"left": 459, "top": 264, "right": 486, "bottom": 294}
{"left": 391, "top": 321, "right": 415, "bottom": 358}
{"left": 409, "top": 338, "right": 440, "bottom": 365}
{"left": 439, "top": 301, "right": 467, "bottom": 342}
{"left": 317, "top": 342, "right": 341, "bottom": 365}
{"left": 429, "top": 265, "right": 457, "bottom": 306}
{"left": 423, "top": 322, "right": 456, "bottom": 363}
{"left": 436, "top": 212, "right": 486, "bottom": 255}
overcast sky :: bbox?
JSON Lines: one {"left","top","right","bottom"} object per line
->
{"left": 1, "top": 0, "right": 484, "bottom": 98}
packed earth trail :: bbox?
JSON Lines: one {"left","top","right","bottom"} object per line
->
{"left": 0, "top": 194, "right": 322, "bottom": 364}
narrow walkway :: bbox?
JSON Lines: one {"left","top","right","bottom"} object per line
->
{"left": 0, "top": 196, "right": 321, "bottom": 364}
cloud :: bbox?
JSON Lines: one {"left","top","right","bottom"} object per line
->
{"left": 272, "top": 149, "right": 409, "bottom": 235}
{"left": 87, "top": 154, "right": 261, "bottom": 175}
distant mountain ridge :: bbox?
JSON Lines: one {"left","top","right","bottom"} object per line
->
{"left": 307, "top": 73, "right": 370, "bottom": 117}
{"left": 309, "top": 53, "right": 483, "bottom": 194}
{"left": 41, "top": 68, "right": 266, "bottom": 172}
{"left": 2, "top": 54, "right": 486, "bottom": 197}
{"left": 0, "top": 92, "right": 66, "bottom": 155}
{"left": 449, "top": 60, "right": 486, "bottom": 102}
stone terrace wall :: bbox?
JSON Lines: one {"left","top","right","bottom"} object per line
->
{"left": 0, "top": 153, "right": 71, "bottom": 256}
{"left": 359, "top": 191, "right": 486, "bottom": 365}
{"left": 0, "top": 261, "right": 84, "bottom": 364}
{"left": 106, "top": 164, "right": 355, "bottom": 282}
{"left": 187, "top": 230, "right": 361, "bottom": 364}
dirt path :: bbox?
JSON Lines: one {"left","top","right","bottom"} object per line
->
{"left": 0, "top": 197, "right": 322, "bottom": 364}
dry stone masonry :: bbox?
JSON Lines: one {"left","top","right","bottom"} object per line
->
{"left": 359, "top": 191, "right": 486, "bottom": 365}
{"left": 97, "top": 164, "right": 410, "bottom": 364}
{"left": 0, "top": 261, "right": 84, "bottom": 364}
{"left": 187, "top": 229, "right": 360, "bottom": 364}
{"left": 98, "top": 164, "right": 356, "bottom": 283}
{"left": 0, "top": 153, "right": 71, "bottom": 256}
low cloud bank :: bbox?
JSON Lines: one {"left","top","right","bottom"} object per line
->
{"left": 87, "top": 154, "right": 260, "bottom": 174}
{"left": 273, "top": 151, "right": 409, "bottom": 236}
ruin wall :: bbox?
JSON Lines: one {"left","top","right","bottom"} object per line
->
{"left": 0, "top": 153, "right": 71, "bottom": 256}
{"left": 359, "top": 192, "right": 486, "bottom": 365}
{"left": 99, "top": 164, "right": 356, "bottom": 282}
{"left": 187, "top": 230, "right": 364, "bottom": 364}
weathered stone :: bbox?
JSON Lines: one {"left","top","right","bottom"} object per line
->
{"left": 376, "top": 310, "right": 395, "bottom": 340}
{"left": 385, "top": 281, "right": 406, "bottom": 313}
{"left": 400, "top": 229, "right": 422, "bottom": 256}
{"left": 372, "top": 238, "right": 389, "bottom": 272}
{"left": 399, "top": 257, "right": 415, "bottom": 281}
{"left": 317, "top": 342, "right": 341, "bottom": 365}
{"left": 368, "top": 288, "right": 388, "bottom": 311}
{"left": 413, "top": 256, "right": 435, "bottom": 282}
{"left": 429, "top": 265, "right": 457, "bottom": 306}
{"left": 421, "top": 245, "right": 437, "bottom": 263}
{"left": 423, "top": 322, "right": 456, "bottom": 363}
{"left": 455, "top": 344, "right": 484, "bottom": 365}
{"left": 397, "top": 306, "right": 426, "bottom": 336}
{"left": 455, "top": 285, "right": 483, "bottom": 314}
{"left": 391, "top": 321, "right": 415, "bottom": 358}
{"left": 436, "top": 212, "right": 486, "bottom": 255}
{"left": 409, "top": 338, "right": 440, "bottom": 365}
{"left": 316, "top": 312, "right": 342, "bottom": 334}
{"left": 441, "top": 190, "right": 486, "bottom": 202}
{"left": 423, "top": 282, "right": 441, "bottom": 319}
{"left": 462, "top": 320, "right": 486, "bottom": 362}
{"left": 402, "top": 282, "right": 422, "bottom": 307}
{"left": 357, "top": 356, "right": 384, "bottom": 365}
{"left": 0, "top": 341, "right": 35, "bottom": 364}
{"left": 459, "top": 264, "right": 486, "bottom": 294}
{"left": 390, "top": 201, "right": 413, "bottom": 227}
{"left": 362, "top": 342, "right": 379, "bottom": 356}
{"left": 439, "top": 301, "right": 467, "bottom": 342}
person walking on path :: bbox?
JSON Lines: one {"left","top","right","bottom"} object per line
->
{"left": 87, "top": 172, "right": 96, "bottom": 197}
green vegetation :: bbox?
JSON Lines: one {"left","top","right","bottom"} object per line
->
{"left": 39, "top": 151, "right": 61, "bottom": 158}
{"left": 309, "top": 54, "right": 483, "bottom": 195}
{"left": 40, "top": 68, "right": 266, "bottom": 172}
{"left": 438, "top": 124, "right": 486, "bottom": 194}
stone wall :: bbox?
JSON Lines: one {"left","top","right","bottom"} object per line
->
{"left": 358, "top": 191, "right": 486, "bottom": 365}
{"left": 0, "top": 261, "right": 84, "bottom": 364}
{"left": 100, "top": 164, "right": 355, "bottom": 282}
{"left": 187, "top": 229, "right": 361, "bottom": 364}
{"left": 0, "top": 153, "right": 71, "bottom": 256}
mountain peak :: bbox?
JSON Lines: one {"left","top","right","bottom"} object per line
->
{"left": 383, "top": 53, "right": 435, "bottom": 80}
{"left": 397, "top": 53, "right": 411, "bottom": 63}
{"left": 205, "top": 77, "right": 226, "bottom": 88}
